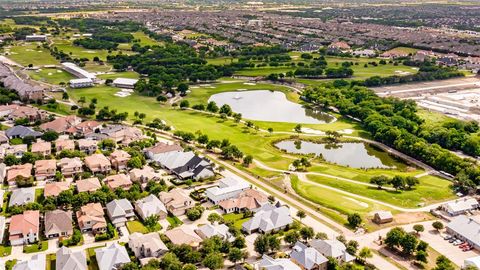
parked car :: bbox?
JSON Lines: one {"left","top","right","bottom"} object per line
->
{"left": 449, "top": 238, "right": 457, "bottom": 243}
{"left": 444, "top": 235, "right": 452, "bottom": 240}
{"left": 463, "top": 246, "right": 473, "bottom": 252}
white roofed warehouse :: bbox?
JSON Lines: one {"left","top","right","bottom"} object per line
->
{"left": 69, "top": 78, "right": 94, "bottom": 89}
{"left": 62, "top": 62, "right": 97, "bottom": 81}
{"left": 113, "top": 78, "right": 138, "bottom": 89}
{"left": 446, "top": 215, "right": 480, "bottom": 251}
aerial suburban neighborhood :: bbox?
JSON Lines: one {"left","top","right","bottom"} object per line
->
{"left": 0, "top": 0, "right": 476, "bottom": 270}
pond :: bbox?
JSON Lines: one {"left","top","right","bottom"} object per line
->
{"left": 208, "top": 90, "right": 335, "bottom": 124}
{"left": 275, "top": 140, "right": 406, "bottom": 169}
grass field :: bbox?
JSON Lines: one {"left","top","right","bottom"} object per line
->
{"left": 5, "top": 42, "right": 58, "bottom": 66}
{"left": 23, "top": 240, "right": 48, "bottom": 253}
{"left": 166, "top": 214, "right": 183, "bottom": 228}
{"left": 27, "top": 68, "right": 74, "bottom": 85}
{"left": 223, "top": 213, "right": 251, "bottom": 230}
{"left": 126, "top": 220, "right": 148, "bottom": 234}
{"left": 132, "top": 31, "right": 163, "bottom": 46}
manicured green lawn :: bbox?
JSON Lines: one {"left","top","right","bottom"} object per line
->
{"left": 126, "top": 220, "right": 148, "bottom": 234}
{"left": 0, "top": 245, "right": 12, "bottom": 257}
{"left": 223, "top": 213, "right": 250, "bottom": 230}
{"left": 27, "top": 68, "right": 74, "bottom": 85}
{"left": 51, "top": 38, "right": 134, "bottom": 62}
{"left": 86, "top": 246, "right": 105, "bottom": 270}
{"left": 306, "top": 174, "right": 455, "bottom": 208}
{"left": 5, "top": 42, "right": 58, "bottom": 66}
{"left": 166, "top": 214, "right": 183, "bottom": 228}
{"left": 23, "top": 240, "right": 48, "bottom": 253}
{"left": 132, "top": 31, "right": 163, "bottom": 46}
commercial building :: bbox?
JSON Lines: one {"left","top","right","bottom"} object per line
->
{"left": 69, "top": 78, "right": 94, "bottom": 88}
{"left": 446, "top": 215, "right": 480, "bottom": 250}
{"left": 62, "top": 62, "right": 96, "bottom": 82}
{"left": 113, "top": 78, "right": 138, "bottom": 89}
{"left": 25, "top": 35, "right": 48, "bottom": 42}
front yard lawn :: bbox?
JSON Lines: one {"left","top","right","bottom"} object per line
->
{"left": 166, "top": 214, "right": 183, "bottom": 228}
{"left": 86, "top": 246, "right": 104, "bottom": 270}
{"left": 126, "top": 220, "right": 148, "bottom": 234}
{"left": 23, "top": 240, "right": 48, "bottom": 253}
{"left": 0, "top": 245, "right": 12, "bottom": 257}
{"left": 223, "top": 213, "right": 250, "bottom": 230}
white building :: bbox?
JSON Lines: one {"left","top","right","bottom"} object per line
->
{"left": 442, "top": 198, "right": 479, "bottom": 216}
{"left": 69, "top": 78, "right": 93, "bottom": 89}
{"left": 25, "top": 35, "right": 47, "bottom": 42}
{"left": 205, "top": 177, "right": 250, "bottom": 204}
{"left": 113, "top": 78, "right": 138, "bottom": 89}
{"left": 62, "top": 62, "right": 96, "bottom": 82}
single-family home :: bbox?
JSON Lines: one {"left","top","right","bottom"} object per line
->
{"left": 77, "top": 139, "right": 98, "bottom": 155}
{"left": 44, "top": 182, "right": 70, "bottom": 197}
{"left": 0, "top": 105, "right": 45, "bottom": 123}
{"left": 109, "top": 150, "right": 131, "bottom": 171}
{"left": 55, "top": 139, "right": 75, "bottom": 152}
{"left": 164, "top": 227, "right": 202, "bottom": 247}
{"left": 310, "top": 239, "right": 355, "bottom": 264}
{"left": 5, "top": 125, "right": 42, "bottom": 139}
{"left": 9, "top": 187, "right": 35, "bottom": 207}
{"left": 128, "top": 232, "right": 168, "bottom": 265}
{"left": 158, "top": 188, "right": 195, "bottom": 216}
{"left": 290, "top": 241, "right": 328, "bottom": 270}
{"left": 219, "top": 189, "right": 269, "bottom": 213}
{"left": 242, "top": 204, "right": 293, "bottom": 234}
{"left": 106, "top": 199, "right": 135, "bottom": 227}
{"left": 9, "top": 210, "right": 40, "bottom": 245}
{"left": 154, "top": 151, "right": 214, "bottom": 180}
{"left": 129, "top": 166, "right": 159, "bottom": 183}
{"left": 442, "top": 198, "right": 479, "bottom": 216}
{"left": 13, "top": 254, "right": 45, "bottom": 270}
{"left": 7, "top": 163, "right": 32, "bottom": 185}
{"left": 84, "top": 154, "right": 111, "bottom": 174}
{"left": 31, "top": 141, "right": 51, "bottom": 157}
{"left": 95, "top": 243, "right": 131, "bottom": 270}
{"left": 196, "top": 223, "right": 234, "bottom": 242}
{"left": 205, "top": 177, "right": 250, "bottom": 204}
{"left": 56, "top": 246, "right": 87, "bottom": 270}
{"left": 76, "top": 203, "right": 107, "bottom": 234}
{"left": 135, "top": 194, "right": 167, "bottom": 220}
{"left": 256, "top": 254, "right": 301, "bottom": 270}
{"left": 44, "top": 210, "right": 73, "bottom": 238}
{"left": 373, "top": 211, "right": 393, "bottom": 224}
{"left": 34, "top": 159, "right": 56, "bottom": 181}
{"left": 40, "top": 115, "right": 82, "bottom": 133}
{"left": 145, "top": 142, "right": 182, "bottom": 160}
{"left": 76, "top": 177, "right": 101, "bottom": 193}
{"left": 103, "top": 174, "right": 132, "bottom": 190}
{"left": 96, "top": 125, "right": 143, "bottom": 146}
{"left": 58, "top": 157, "right": 83, "bottom": 177}
{"left": 66, "top": 121, "right": 101, "bottom": 137}
{"left": 2, "top": 144, "right": 27, "bottom": 158}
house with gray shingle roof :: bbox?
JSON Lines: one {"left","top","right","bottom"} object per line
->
{"left": 9, "top": 187, "right": 35, "bottom": 207}
{"left": 134, "top": 194, "right": 167, "bottom": 221}
{"left": 95, "top": 243, "right": 130, "bottom": 270}
{"left": 56, "top": 246, "right": 87, "bottom": 270}
{"left": 128, "top": 232, "right": 168, "bottom": 265}
{"left": 310, "top": 239, "right": 355, "bottom": 264}
{"left": 5, "top": 125, "right": 42, "bottom": 139}
{"left": 242, "top": 203, "right": 293, "bottom": 234}
{"left": 256, "top": 254, "right": 301, "bottom": 270}
{"left": 290, "top": 241, "right": 328, "bottom": 270}
{"left": 196, "top": 223, "right": 234, "bottom": 242}
{"left": 106, "top": 199, "right": 135, "bottom": 227}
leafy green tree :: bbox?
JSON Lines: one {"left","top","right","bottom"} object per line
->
{"left": 433, "top": 255, "right": 455, "bottom": 270}
{"left": 207, "top": 213, "right": 223, "bottom": 224}
{"left": 358, "top": 247, "right": 372, "bottom": 262}
{"left": 347, "top": 213, "right": 362, "bottom": 228}
{"left": 254, "top": 234, "right": 280, "bottom": 254}
{"left": 284, "top": 230, "right": 300, "bottom": 246}
{"left": 413, "top": 224, "right": 424, "bottom": 235}
{"left": 296, "top": 210, "right": 306, "bottom": 220}
{"left": 242, "top": 155, "right": 253, "bottom": 167}
{"left": 144, "top": 215, "right": 160, "bottom": 232}
{"left": 180, "top": 100, "right": 190, "bottom": 108}
{"left": 415, "top": 250, "right": 428, "bottom": 264}
{"left": 370, "top": 175, "right": 389, "bottom": 189}
{"left": 228, "top": 247, "right": 244, "bottom": 265}
{"left": 186, "top": 205, "right": 204, "bottom": 221}
{"left": 399, "top": 233, "right": 418, "bottom": 255}
{"left": 300, "top": 226, "right": 314, "bottom": 241}
{"left": 432, "top": 221, "right": 444, "bottom": 231}
{"left": 206, "top": 101, "right": 218, "bottom": 113}
{"left": 202, "top": 252, "right": 224, "bottom": 270}
{"left": 294, "top": 124, "right": 302, "bottom": 134}
{"left": 385, "top": 227, "right": 406, "bottom": 249}
{"left": 127, "top": 156, "right": 143, "bottom": 169}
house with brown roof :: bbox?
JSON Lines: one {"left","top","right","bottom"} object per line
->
{"left": 0, "top": 105, "right": 45, "bottom": 123}
{"left": 158, "top": 188, "right": 194, "bottom": 216}
{"left": 9, "top": 210, "right": 40, "bottom": 245}
{"left": 7, "top": 163, "right": 32, "bottom": 185}
{"left": 55, "top": 139, "right": 75, "bottom": 152}
{"left": 2, "top": 144, "right": 27, "bottom": 159}
{"left": 84, "top": 154, "right": 111, "bottom": 174}
{"left": 34, "top": 159, "right": 56, "bottom": 181}
{"left": 44, "top": 209, "right": 73, "bottom": 238}
{"left": 76, "top": 203, "right": 107, "bottom": 234}
{"left": 58, "top": 157, "right": 83, "bottom": 177}
{"left": 219, "top": 189, "right": 269, "bottom": 213}
{"left": 104, "top": 174, "right": 132, "bottom": 190}
{"left": 31, "top": 141, "right": 51, "bottom": 157}
{"left": 129, "top": 166, "right": 159, "bottom": 183}
{"left": 91, "top": 125, "right": 143, "bottom": 146}
{"left": 76, "top": 177, "right": 101, "bottom": 193}
{"left": 145, "top": 142, "right": 182, "bottom": 160}
{"left": 164, "top": 227, "right": 202, "bottom": 248}
{"left": 109, "top": 150, "right": 131, "bottom": 171}
{"left": 78, "top": 139, "right": 98, "bottom": 155}
{"left": 40, "top": 115, "right": 82, "bottom": 133}
{"left": 66, "top": 120, "right": 101, "bottom": 137}
{"left": 44, "top": 182, "right": 70, "bottom": 197}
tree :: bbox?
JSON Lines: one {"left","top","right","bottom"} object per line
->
{"left": 415, "top": 250, "right": 428, "bottom": 264}
{"left": 399, "top": 233, "right": 418, "bottom": 255}
{"left": 242, "top": 155, "right": 253, "bottom": 167}
{"left": 219, "top": 104, "right": 232, "bottom": 116}
{"left": 127, "top": 156, "right": 143, "bottom": 169}
{"left": 296, "top": 210, "right": 306, "bottom": 220}
{"left": 370, "top": 175, "right": 389, "bottom": 189}
{"left": 160, "top": 253, "right": 183, "bottom": 270}
{"left": 207, "top": 213, "right": 223, "bottom": 224}
{"left": 413, "top": 224, "right": 424, "bottom": 235}
{"left": 294, "top": 124, "right": 302, "bottom": 134}
{"left": 177, "top": 83, "right": 189, "bottom": 94}
{"left": 390, "top": 176, "right": 405, "bottom": 191}
{"left": 206, "top": 101, "right": 218, "bottom": 113}
{"left": 267, "top": 127, "right": 273, "bottom": 134}
{"left": 315, "top": 232, "right": 328, "bottom": 240}
{"left": 228, "top": 247, "right": 244, "bottom": 265}
{"left": 197, "top": 134, "right": 209, "bottom": 145}
{"left": 347, "top": 213, "right": 362, "bottom": 228}
{"left": 186, "top": 205, "right": 204, "bottom": 221}
{"left": 254, "top": 234, "right": 280, "bottom": 254}
{"left": 284, "top": 230, "right": 300, "bottom": 246}
{"left": 432, "top": 221, "right": 444, "bottom": 231}
{"left": 144, "top": 215, "right": 160, "bottom": 232}
{"left": 202, "top": 252, "right": 224, "bottom": 270}
{"left": 385, "top": 227, "right": 406, "bottom": 249}
{"left": 358, "top": 247, "right": 372, "bottom": 263}
{"left": 62, "top": 92, "right": 69, "bottom": 100}
{"left": 433, "top": 255, "right": 455, "bottom": 270}
{"left": 180, "top": 100, "right": 190, "bottom": 108}
{"left": 327, "top": 257, "right": 339, "bottom": 270}
{"left": 233, "top": 113, "right": 242, "bottom": 123}
{"left": 346, "top": 240, "right": 359, "bottom": 255}
{"left": 300, "top": 226, "right": 314, "bottom": 241}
